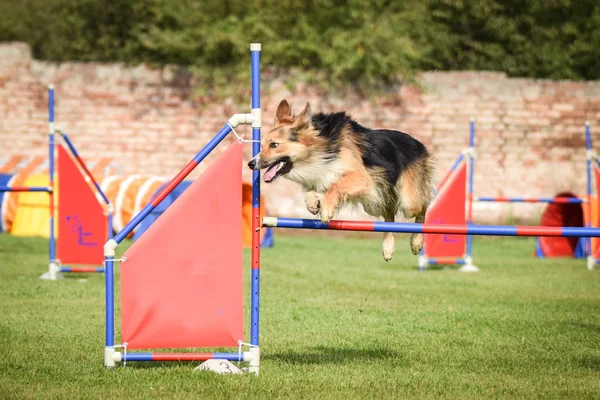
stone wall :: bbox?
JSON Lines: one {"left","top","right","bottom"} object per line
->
{"left": 1, "top": 42, "right": 600, "bottom": 223}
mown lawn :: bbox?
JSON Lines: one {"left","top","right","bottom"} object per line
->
{"left": 1, "top": 233, "right": 599, "bottom": 399}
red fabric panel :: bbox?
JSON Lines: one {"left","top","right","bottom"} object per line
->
{"left": 538, "top": 192, "right": 583, "bottom": 257}
{"left": 121, "top": 142, "right": 244, "bottom": 349}
{"left": 424, "top": 162, "right": 467, "bottom": 258}
{"left": 57, "top": 145, "right": 105, "bottom": 265}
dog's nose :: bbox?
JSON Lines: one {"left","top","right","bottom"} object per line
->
{"left": 248, "top": 159, "right": 257, "bottom": 169}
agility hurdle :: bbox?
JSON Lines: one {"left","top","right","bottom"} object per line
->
{"left": 0, "top": 85, "right": 113, "bottom": 279}
{"left": 419, "top": 119, "right": 597, "bottom": 272}
{"left": 102, "top": 43, "right": 599, "bottom": 375}
{"left": 103, "top": 43, "right": 262, "bottom": 374}
{"left": 261, "top": 217, "right": 600, "bottom": 237}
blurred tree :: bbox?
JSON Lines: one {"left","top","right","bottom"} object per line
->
{"left": 0, "top": 0, "right": 598, "bottom": 93}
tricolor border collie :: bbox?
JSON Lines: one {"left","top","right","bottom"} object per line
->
{"left": 248, "top": 100, "right": 435, "bottom": 261}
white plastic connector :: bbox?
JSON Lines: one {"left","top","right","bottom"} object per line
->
{"left": 251, "top": 108, "right": 262, "bottom": 128}
{"left": 228, "top": 113, "right": 256, "bottom": 129}
{"left": 250, "top": 43, "right": 262, "bottom": 52}
{"left": 104, "top": 239, "right": 118, "bottom": 257}
{"left": 245, "top": 347, "right": 260, "bottom": 375}
{"left": 587, "top": 256, "right": 595, "bottom": 271}
{"left": 462, "top": 147, "right": 476, "bottom": 157}
{"left": 586, "top": 150, "right": 597, "bottom": 161}
{"left": 104, "top": 347, "right": 117, "bottom": 368}
{"left": 262, "top": 216, "right": 277, "bottom": 227}
{"left": 112, "top": 351, "right": 122, "bottom": 363}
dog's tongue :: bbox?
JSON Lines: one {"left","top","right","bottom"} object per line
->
{"left": 263, "top": 164, "right": 279, "bottom": 182}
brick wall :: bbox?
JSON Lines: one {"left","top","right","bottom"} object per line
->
{"left": 1, "top": 42, "right": 600, "bottom": 223}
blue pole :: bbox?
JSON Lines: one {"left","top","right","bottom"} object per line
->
{"left": 250, "top": 43, "right": 261, "bottom": 347}
{"left": 466, "top": 118, "right": 475, "bottom": 259}
{"left": 586, "top": 122, "right": 592, "bottom": 258}
{"left": 449, "top": 152, "right": 465, "bottom": 173}
{"left": 108, "top": 211, "right": 114, "bottom": 240}
{"left": 112, "top": 123, "right": 233, "bottom": 244}
{"left": 105, "top": 258, "right": 114, "bottom": 348}
{"left": 48, "top": 85, "right": 56, "bottom": 266}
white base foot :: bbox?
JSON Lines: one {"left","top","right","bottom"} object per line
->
{"left": 587, "top": 257, "right": 595, "bottom": 271}
{"left": 39, "top": 262, "right": 64, "bottom": 280}
{"left": 458, "top": 264, "right": 479, "bottom": 272}
{"left": 193, "top": 359, "right": 243, "bottom": 375}
{"left": 39, "top": 271, "right": 65, "bottom": 280}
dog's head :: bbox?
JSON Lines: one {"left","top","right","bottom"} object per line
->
{"left": 247, "top": 99, "right": 316, "bottom": 182}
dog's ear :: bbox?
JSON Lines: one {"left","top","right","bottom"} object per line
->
{"left": 275, "top": 100, "right": 293, "bottom": 125}
{"left": 295, "top": 102, "right": 312, "bottom": 129}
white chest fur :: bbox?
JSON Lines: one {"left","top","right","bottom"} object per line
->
{"left": 285, "top": 158, "right": 346, "bottom": 193}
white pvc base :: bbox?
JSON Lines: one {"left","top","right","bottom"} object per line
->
{"left": 193, "top": 359, "right": 243, "bottom": 375}
{"left": 39, "top": 263, "right": 64, "bottom": 280}
{"left": 587, "top": 256, "right": 595, "bottom": 271}
{"left": 458, "top": 263, "right": 480, "bottom": 272}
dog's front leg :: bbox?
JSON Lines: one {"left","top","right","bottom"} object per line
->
{"left": 320, "top": 172, "right": 370, "bottom": 223}
{"left": 304, "top": 191, "right": 322, "bottom": 215}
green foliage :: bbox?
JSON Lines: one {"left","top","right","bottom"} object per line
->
{"left": 0, "top": 0, "right": 599, "bottom": 97}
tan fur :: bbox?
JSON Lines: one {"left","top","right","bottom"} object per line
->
{"left": 251, "top": 100, "right": 435, "bottom": 260}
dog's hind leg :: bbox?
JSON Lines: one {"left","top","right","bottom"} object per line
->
{"left": 410, "top": 207, "right": 427, "bottom": 255}
{"left": 381, "top": 210, "right": 396, "bottom": 261}
{"left": 399, "top": 157, "right": 434, "bottom": 255}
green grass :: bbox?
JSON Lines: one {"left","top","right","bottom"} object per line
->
{"left": 1, "top": 233, "right": 599, "bottom": 399}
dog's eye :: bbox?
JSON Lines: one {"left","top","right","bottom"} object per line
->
{"left": 269, "top": 142, "right": 279, "bottom": 148}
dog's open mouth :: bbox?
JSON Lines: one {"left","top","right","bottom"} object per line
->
{"left": 263, "top": 157, "right": 292, "bottom": 183}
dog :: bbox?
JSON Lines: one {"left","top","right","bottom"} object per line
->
{"left": 248, "top": 100, "right": 435, "bottom": 261}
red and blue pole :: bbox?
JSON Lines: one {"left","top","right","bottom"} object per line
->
{"left": 586, "top": 122, "right": 592, "bottom": 260}
{"left": 466, "top": 118, "right": 475, "bottom": 260}
{"left": 263, "top": 217, "right": 600, "bottom": 238}
{"left": 475, "top": 196, "right": 585, "bottom": 204}
{"left": 0, "top": 186, "right": 51, "bottom": 192}
{"left": 250, "top": 43, "right": 261, "bottom": 348}
{"left": 48, "top": 85, "right": 56, "bottom": 267}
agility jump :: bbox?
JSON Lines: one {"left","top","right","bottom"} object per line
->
{"left": 102, "top": 43, "right": 599, "bottom": 375}
{"left": 0, "top": 85, "right": 113, "bottom": 279}
{"left": 418, "top": 119, "right": 598, "bottom": 272}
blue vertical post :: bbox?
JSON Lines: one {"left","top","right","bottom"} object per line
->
{"left": 108, "top": 211, "right": 114, "bottom": 240}
{"left": 250, "top": 43, "right": 261, "bottom": 348}
{"left": 48, "top": 85, "right": 56, "bottom": 267}
{"left": 105, "top": 257, "right": 114, "bottom": 349}
{"left": 466, "top": 118, "right": 475, "bottom": 259}
{"left": 586, "top": 122, "right": 592, "bottom": 260}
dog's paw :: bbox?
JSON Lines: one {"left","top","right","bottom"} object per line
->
{"left": 319, "top": 204, "right": 335, "bottom": 223}
{"left": 304, "top": 192, "right": 322, "bottom": 215}
{"left": 381, "top": 236, "right": 395, "bottom": 261}
{"left": 410, "top": 233, "right": 424, "bottom": 255}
